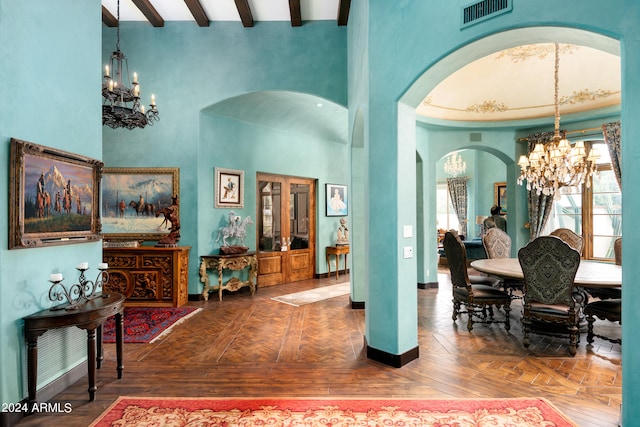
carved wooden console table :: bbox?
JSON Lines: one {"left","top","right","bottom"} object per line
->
{"left": 200, "top": 252, "right": 258, "bottom": 301}
{"left": 103, "top": 246, "right": 190, "bottom": 307}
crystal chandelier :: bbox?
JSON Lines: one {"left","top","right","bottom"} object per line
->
{"left": 517, "top": 43, "right": 599, "bottom": 199}
{"left": 444, "top": 152, "right": 467, "bottom": 177}
{"left": 102, "top": 0, "right": 159, "bottom": 130}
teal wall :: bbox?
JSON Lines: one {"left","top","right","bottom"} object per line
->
{"left": 102, "top": 22, "right": 348, "bottom": 289}
{"left": 353, "top": 0, "right": 639, "bottom": 423}
{"left": 0, "top": 0, "right": 103, "bottom": 406}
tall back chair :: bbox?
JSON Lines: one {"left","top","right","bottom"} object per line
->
{"left": 549, "top": 228, "right": 584, "bottom": 254}
{"left": 518, "top": 236, "right": 581, "bottom": 356}
{"left": 482, "top": 228, "right": 511, "bottom": 259}
{"left": 443, "top": 231, "right": 511, "bottom": 332}
{"left": 614, "top": 237, "right": 622, "bottom": 266}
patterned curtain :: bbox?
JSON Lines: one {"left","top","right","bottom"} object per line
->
{"left": 525, "top": 132, "right": 556, "bottom": 240}
{"left": 447, "top": 176, "right": 468, "bottom": 238}
{"left": 602, "top": 121, "right": 621, "bottom": 190}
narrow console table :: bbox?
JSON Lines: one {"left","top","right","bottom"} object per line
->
{"left": 103, "top": 246, "right": 190, "bottom": 307}
{"left": 326, "top": 245, "right": 349, "bottom": 280}
{"left": 23, "top": 293, "right": 125, "bottom": 406}
{"left": 200, "top": 252, "right": 258, "bottom": 301}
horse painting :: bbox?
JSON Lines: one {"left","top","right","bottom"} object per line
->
{"left": 129, "top": 200, "right": 155, "bottom": 216}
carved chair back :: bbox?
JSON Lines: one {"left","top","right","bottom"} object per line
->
{"left": 483, "top": 228, "right": 511, "bottom": 259}
{"left": 549, "top": 228, "right": 583, "bottom": 254}
{"left": 614, "top": 237, "right": 622, "bottom": 266}
{"left": 443, "top": 231, "right": 470, "bottom": 290}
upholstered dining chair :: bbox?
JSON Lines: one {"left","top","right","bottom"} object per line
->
{"left": 482, "top": 228, "right": 524, "bottom": 298}
{"left": 549, "top": 228, "right": 584, "bottom": 255}
{"left": 443, "top": 231, "right": 511, "bottom": 332}
{"left": 584, "top": 298, "right": 621, "bottom": 346}
{"left": 614, "top": 237, "right": 622, "bottom": 266}
{"left": 518, "top": 236, "right": 581, "bottom": 356}
{"left": 588, "top": 236, "right": 622, "bottom": 300}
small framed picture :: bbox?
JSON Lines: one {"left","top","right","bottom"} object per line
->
{"left": 215, "top": 167, "right": 244, "bottom": 208}
{"left": 494, "top": 182, "right": 507, "bottom": 214}
{"left": 326, "top": 183, "right": 348, "bottom": 216}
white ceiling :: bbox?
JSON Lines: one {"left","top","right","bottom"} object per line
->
{"left": 102, "top": 0, "right": 341, "bottom": 23}
{"left": 418, "top": 43, "right": 620, "bottom": 125}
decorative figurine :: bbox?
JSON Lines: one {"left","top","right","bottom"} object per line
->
{"left": 155, "top": 195, "right": 180, "bottom": 247}
{"left": 336, "top": 217, "right": 349, "bottom": 246}
{"left": 216, "top": 211, "right": 254, "bottom": 254}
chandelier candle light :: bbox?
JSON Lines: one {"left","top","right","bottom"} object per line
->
{"left": 517, "top": 43, "right": 599, "bottom": 199}
{"left": 102, "top": 0, "right": 159, "bottom": 130}
{"left": 444, "top": 152, "right": 467, "bottom": 177}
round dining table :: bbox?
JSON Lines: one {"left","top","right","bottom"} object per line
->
{"left": 470, "top": 258, "right": 621, "bottom": 289}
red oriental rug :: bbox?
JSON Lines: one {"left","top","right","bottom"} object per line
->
{"left": 102, "top": 307, "right": 201, "bottom": 344}
{"left": 90, "top": 396, "right": 578, "bottom": 426}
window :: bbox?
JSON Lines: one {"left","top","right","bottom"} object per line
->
{"left": 437, "top": 182, "right": 459, "bottom": 232}
{"left": 542, "top": 141, "right": 621, "bottom": 260}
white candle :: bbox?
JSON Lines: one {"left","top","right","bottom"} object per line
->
{"left": 140, "top": 105, "right": 145, "bottom": 114}
{"left": 133, "top": 85, "right": 140, "bottom": 97}
{"left": 150, "top": 94, "right": 156, "bottom": 106}
{"left": 133, "top": 72, "right": 138, "bottom": 83}
{"left": 77, "top": 262, "right": 89, "bottom": 270}
{"left": 105, "top": 65, "right": 110, "bottom": 77}
{"left": 50, "top": 273, "right": 63, "bottom": 282}
{"left": 98, "top": 262, "right": 108, "bottom": 270}
{"left": 108, "top": 80, "right": 114, "bottom": 92}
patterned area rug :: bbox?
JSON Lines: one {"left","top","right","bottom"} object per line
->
{"left": 102, "top": 307, "right": 202, "bottom": 343}
{"left": 271, "top": 282, "right": 350, "bottom": 306}
{"left": 90, "top": 396, "right": 577, "bottom": 426}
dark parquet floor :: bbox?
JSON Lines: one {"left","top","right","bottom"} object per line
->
{"left": 14, "top": 269, "right": 622, "bottom": 427}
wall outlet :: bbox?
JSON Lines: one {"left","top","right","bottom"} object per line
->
{"left": 403, "top": 246, "right": 413, "bottom": 259}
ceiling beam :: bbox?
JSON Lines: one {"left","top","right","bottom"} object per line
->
{"left": 131, "top": 0, "right": 164, "bottom": 27}
{"left": 337, "top": 0, "right": 351, "bottom": 26}
{"left": 102, "top": 6, "right": 119, "bottom": 27}
{"left": 234, "top": 0, "right": 254, "bottom": 27}
{"left": 289, "top": 0, "right": 302, "bottom": 27}
{"left": 183, "top": 0, "right": 209, "bottom": 27}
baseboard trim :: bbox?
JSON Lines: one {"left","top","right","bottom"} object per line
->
{"left": 350, "top": 298, "right": 365, "bottom": 309}
{"left": 365, "top": 337, "right": 419, "bottom": 368}
{"left": 418, "top": 281, "right": 439, "bottom": 289}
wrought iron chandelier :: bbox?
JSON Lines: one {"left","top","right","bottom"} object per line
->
{"left": 444, "top": 152, "right": 467, "bottom": 177}
{"left": 517, "top": 43, "right": 599, "bottom": 199}
{"left": 102, "top": 0, "right": 159, "bottom": 130}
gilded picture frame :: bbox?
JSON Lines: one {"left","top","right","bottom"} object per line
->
{"left": 9, "top": 138, "right": 104, "bottom": 249}
{"left": 494, "top": 182, "right": 507, "bottom": 214}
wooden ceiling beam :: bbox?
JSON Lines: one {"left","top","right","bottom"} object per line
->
{"left": 337, "top": 0, "right": 351, "bottom": 26}
{"left": 102, "top": 6, "right": 118, "bottom": 27}
{"left": 183, "top": 0, "right": 209, "bottom": 27}
{"left": 289, "top": 0, "right": 302, "bottom": 27}
{"left": 234, "top": 0, "right": 254, "bottom": 27}
{"left": 131, "top": 0, "right": 164, "bottom": 27}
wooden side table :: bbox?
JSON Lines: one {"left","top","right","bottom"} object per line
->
{"left": 199, "top": 252, "right": 258, "bottom": 301}
{"left": 23, "top": 293, "right": 125, "bottom": 407}
{"left": 326, "top": 245, "right": 349, "bottom": 280}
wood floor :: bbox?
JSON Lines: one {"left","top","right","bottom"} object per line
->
{"left": 14, "top": 271, "right": 622, "bottom": 427}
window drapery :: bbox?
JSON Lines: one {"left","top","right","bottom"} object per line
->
{"left": 447, "top": 176, "right": 468, "bottom": 237}
{"left": 525, "top": 132, "right": 556, "bottom": 240}
{"left": 602, "top": 121, "right": 621, "bottom": 191}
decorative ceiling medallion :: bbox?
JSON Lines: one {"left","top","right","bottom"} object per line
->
{"left": 560, "top": 88, "right": 617, "bottom": 105}
{"left": 495, "top": 43, "right": 578, "bottom": 62}
{"left": 465, "top": 100, "right": 508, "bottom": 114}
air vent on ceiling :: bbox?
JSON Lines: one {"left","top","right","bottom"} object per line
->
{"left": 469, "top": 132, "right": 482, "bottom": 142}
{"left": 461, "top": 0, "right": 512, "bottom": 29}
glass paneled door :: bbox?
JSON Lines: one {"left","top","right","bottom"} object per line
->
{"left": 257, "top": 173, "right": 316, "bottom": 286}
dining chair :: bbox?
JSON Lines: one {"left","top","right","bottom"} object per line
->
{"left": 588, "top": 236, "right": 621, "bottom": 300}
{"left": 443, "top": 230, "right": 511, "bottom": 332}
{"left": 482, "top": 228, "right": 524, "bottom": 298}
{"left": 614, "top": 237, "right": 622, "bottom": 266}
{"left": 518, "top": 235, "right": 581, "bottom": 356}
{"left": 549, "top": 228, "right": 584, "bottom": 255}
{"left": 584, "top": 298, "right": 621, "bottom": 345}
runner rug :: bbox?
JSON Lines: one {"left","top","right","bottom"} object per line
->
{"left": 271, "top": 282, "right": 350, "bottom": 306}
{"left": 102, "top": 307, "right": 202, "bottom": 344}
{"left": 90, "top": 396, "right": 577, "bottom": 426}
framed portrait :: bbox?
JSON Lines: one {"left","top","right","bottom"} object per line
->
{"left": 215, "top": 167, "right": 244, "bottom": 208}
{"left": 9, "top": 138, "right": 103, "bottom": 249}
{"left": 101, "top": 167, "right": 179, "bottom": 241}
{"left": 494, "top": 182, "right": 507, "bottom": 214}
{"left": 326, "top": 183, "right": 348, "bottom": 216}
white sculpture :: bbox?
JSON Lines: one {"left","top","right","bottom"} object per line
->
{"left": 216, "top": 211, "right": 254, "bottom": 247}
{"left": 336, "top": 217, "right": 349, "bottom": 246}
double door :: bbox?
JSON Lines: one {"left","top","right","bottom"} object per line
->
{"left": 256, "top": 173, "right": 316, "bottom": 286}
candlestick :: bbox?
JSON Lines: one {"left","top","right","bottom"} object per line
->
{"left": 98, "top": 262, "right": 108, "bottom": 270}
{"left": 77, "top": 262, "right": 89, "bottom": 270}
{"left": 105, "top": 65, "right": 110, "bottom": 77}
{"left": 49, "top": 273, "right": 63, "bottom": 282}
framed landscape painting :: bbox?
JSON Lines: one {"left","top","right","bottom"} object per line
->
{"left": 326, "top": 183, "right": 348, "bottom": 216}
{"left": 9, "top": 138, "right": 103, "bottom": 249}
{"left": 101, "top": 167, "right": 179, "bottom": 241}
{"left": 215, "top": 167, "right": 244, "bottom": 208}
{"left": 494, "top": 182, "right": 507, "bottom": 214}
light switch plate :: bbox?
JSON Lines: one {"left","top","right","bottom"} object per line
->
{"left": 403, "top": 225, "right": 413, "bottom": 238}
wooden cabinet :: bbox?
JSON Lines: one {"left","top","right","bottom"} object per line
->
{"left": 103, "top": 246, "right": 190, "bottom": 307}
